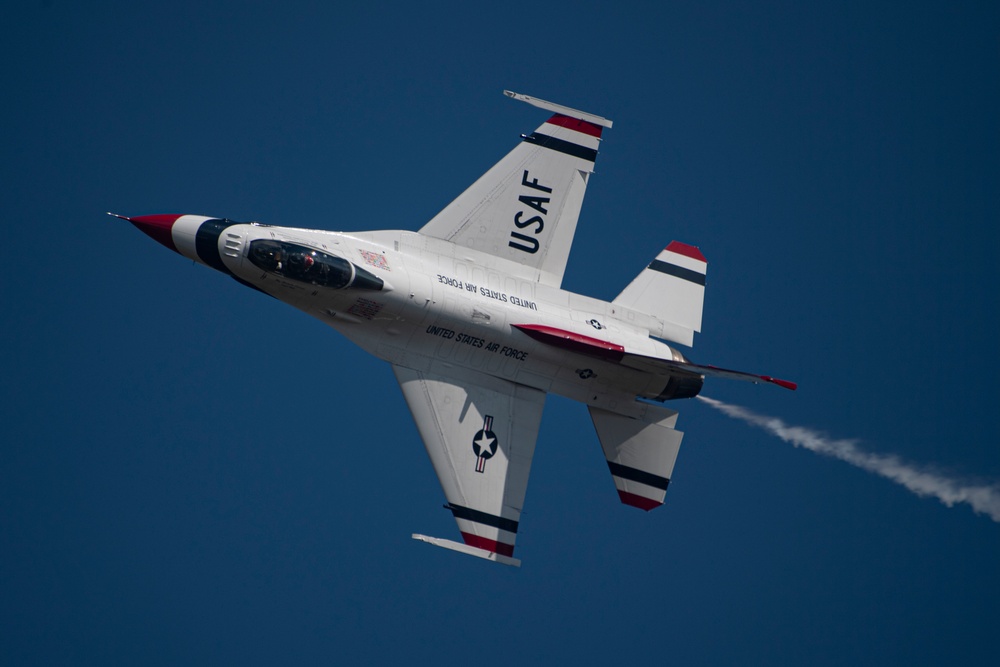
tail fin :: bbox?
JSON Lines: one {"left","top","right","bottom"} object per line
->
{"left": 589, "top": 403, "right": 684, "bottom": 511}
{"left": 612, "top": 241, "right": 706, "bottom": 347}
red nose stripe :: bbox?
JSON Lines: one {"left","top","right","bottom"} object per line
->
{"left": 128, "top": 214, "right": 181, "bottom": 252}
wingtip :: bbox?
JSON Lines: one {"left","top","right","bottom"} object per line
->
{"left": 412, "top": 534, "right": 521, "bottom": 567}
{"left": 107, "top": 211, "right": 131, "bottom": 221}
{"left": 503, "top": 89, "right": 613, "bottom": 128}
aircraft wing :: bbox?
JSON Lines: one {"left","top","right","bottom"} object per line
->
{"left": 418, "top": 91, "right": 612, "bottom": 288}
{"left": 393, "top": 364, "right": 546, "bottom": 567}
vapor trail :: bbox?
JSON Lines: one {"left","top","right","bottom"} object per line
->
{"left": 697, "top": 396, "right": 1000, "bottom": 522}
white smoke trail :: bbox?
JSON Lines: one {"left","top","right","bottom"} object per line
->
{"left": 697, "top": 396, "right": 1000, "bottom": 522}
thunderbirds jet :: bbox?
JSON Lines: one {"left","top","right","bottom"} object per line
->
{"left": 115, "top": 91, "right": 795, "bottom": 566}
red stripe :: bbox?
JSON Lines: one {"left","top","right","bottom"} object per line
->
{"left": 546, "top": 114, "right": 602, "bottom": 138}
{"left": 461, "top": 532, "right": 515, "bottom": 557}
{"left": 617, "top": 491, "right": 663, "bottom": 512}
{"left": 128, "top": 214, "right": 182, "bottom": 253}
{"left": 761, "top": 376, "right": 798, "bottom": 391}
{"left": 665, "top": 241, "right": 706, "bottom": 263}
{"left": 512, "top": 324, "right": 625, "bottom": 362}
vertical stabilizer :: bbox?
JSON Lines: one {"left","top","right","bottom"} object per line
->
{"left": 613, "top": 241, "right": 707, "bottom": 346}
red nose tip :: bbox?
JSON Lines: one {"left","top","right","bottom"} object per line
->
{"left": 125, "top": 214, "right": 181, "bottom": 252}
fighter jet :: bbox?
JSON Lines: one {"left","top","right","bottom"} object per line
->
{"left": 114, "top": 91, "right": 794, "bottom": 566}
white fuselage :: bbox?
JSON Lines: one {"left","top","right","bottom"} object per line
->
{"left": 191, "top": 218, "right": 680, "bottom": 411}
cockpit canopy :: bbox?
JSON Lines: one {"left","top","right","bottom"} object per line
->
{"left": 248, "top": 239, "right": 383, "bottom": 290}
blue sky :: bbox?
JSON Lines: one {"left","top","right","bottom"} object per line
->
{"left": 2, "top": 1, "right": 998, "bottom": 664}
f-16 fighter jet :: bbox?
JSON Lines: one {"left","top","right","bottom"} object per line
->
{"left": 114, "top": 91, "right": 795, "bottom": 566}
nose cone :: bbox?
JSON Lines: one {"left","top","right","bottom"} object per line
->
{"left": 121, "top": 214, "right": 181, "bottom": 252}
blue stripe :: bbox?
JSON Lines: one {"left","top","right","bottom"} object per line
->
{"left": 195, "top": 218, "right": 238, "bottom": 274}
{"left": 648, "top": 259, "right": 706, "bottom": 286}
{"left": 607, "top": 461, "right": 670, "bottom": 491}
{"left": 522, "top": 132, "right": 598, "bottom": 162}
{"left": 446, "top": 503, "right": 519, "bottom": 533}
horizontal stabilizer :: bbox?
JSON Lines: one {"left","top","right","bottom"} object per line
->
{"left": 412, "top": 534, "right": 522, "bottom": 567}
{"left": 589, "top": 404, "right": 684, "bottom": 511}
{"left": 614, "top": 241, "right": 707, "bottom": 346}
{"left": 512, "top": 322, "right": 796, "bottom": 391}
{"left": 679, "top": 362, "right": 798, "bottom": 391}
{"left": 622, "top": 354, "right": 798, "bottom": 391}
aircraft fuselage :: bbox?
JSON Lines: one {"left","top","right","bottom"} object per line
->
{"left": 134, "top": 214, "right": 687, "bottom": 413}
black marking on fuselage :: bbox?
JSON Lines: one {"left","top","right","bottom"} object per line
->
{"left": 446, "top": 503, "right": 519, "bottom": 534}
{"left": 522, "top": 132, "right": 598, "bottom": 162}
{"left": 195, "top": 218, "right": 238, "bottom": 274}
{"left": 647, "top": 259, "right": 706, "bottom": 286}
{"left": 607, "top": 461, "right": 670, "bottom": 491}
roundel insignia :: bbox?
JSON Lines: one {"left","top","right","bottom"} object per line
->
{"left": 472, "top": 415, "right": 498, "bottom": 473}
